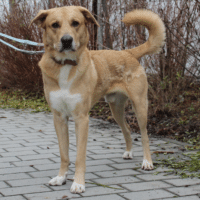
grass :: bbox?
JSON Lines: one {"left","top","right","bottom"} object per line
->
{"left": 154, "top": 151, "right": 200, "bottom": 179}
{"left": 0, "top": 89, "right": 50, "bottom": 113}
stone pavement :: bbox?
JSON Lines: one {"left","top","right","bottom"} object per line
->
{"left": 0, "top": 109, "right": 199, "bottom": 200}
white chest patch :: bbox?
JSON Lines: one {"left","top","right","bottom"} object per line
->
{"left": 49, "top": 65, "right": 82, "bottom": 117}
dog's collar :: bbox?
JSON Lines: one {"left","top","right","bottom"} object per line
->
{"left": 51, "top": 57, "right": 77, "bottom": 66}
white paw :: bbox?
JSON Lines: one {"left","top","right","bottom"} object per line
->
{"left": 49, "top": 173, "right": 67, "bottom": 186}
{"left": 70, "top": 181, "right": 85, "bottom": 193}
{"left": 123, "top": 151, "right": 133, "bottom": 159}
{"left": 142, "top": 159, "right": 154, "bottom": 170}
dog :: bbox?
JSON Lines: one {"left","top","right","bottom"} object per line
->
{"left": 30, "top": 6, "right": 165, "bottom": 193}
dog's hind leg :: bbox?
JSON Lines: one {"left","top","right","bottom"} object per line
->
{"left": 107, "top": 93, "right": 133, "bottom": 159}
{"left": 127, "top": 78, "right": 154, "bottom": 170}
{"left": 49, "top": 110, "right": 70, "bottom": 186}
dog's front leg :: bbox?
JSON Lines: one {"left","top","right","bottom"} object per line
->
{"left": 49, "top": 110, "right": 70, "bottom": 186}
{"left": 70, "top": 114, "right": 89, "bottom": 193}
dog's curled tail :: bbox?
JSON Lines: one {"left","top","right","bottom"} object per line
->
{"left": 122, "top": 9, "right": 166, "bottom": 59}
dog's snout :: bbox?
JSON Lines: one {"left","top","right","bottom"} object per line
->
{"left": 61, "top": 35, "right": 73, "bottom": 44}
{"left": 60, "top": 35, "right": 74, "bottom": 51}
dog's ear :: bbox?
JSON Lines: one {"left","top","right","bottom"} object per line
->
{"left": 78, "top": 7, "right": 100, "bottom": 27}
{"left": 29, "top": 10, "right": 49, "bottom": 29}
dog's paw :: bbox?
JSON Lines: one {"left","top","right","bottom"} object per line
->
{"left": 142, "top": 159, "right": 154, "bottom": 170}
{"left": 123, "top": 151, "right": 133, "bottom": 159}
{"left": 49, "top": 174, "right": 67, "bottom": 186}
{"left": 70, "top": 181, "right": 85, "bottom": 193}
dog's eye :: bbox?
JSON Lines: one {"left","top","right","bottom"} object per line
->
{"left": 72, "top": 21, "right": 79, "bottom": 27}
{"left": 52, "top": 22, "right": 60, "bottom": 28}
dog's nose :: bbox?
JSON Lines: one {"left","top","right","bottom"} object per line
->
{"left": 61, "top": 35, "right": 73, "bottom": 50}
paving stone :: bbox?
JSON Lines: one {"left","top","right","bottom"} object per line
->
{"left": 0, "top": 166, "right": 36, "bottom": 175}
{"left": 93, "top": 175, "right": 141, "bottom": 185}
{"left": 18, "top": 153, "right": 57, "bottom": 161}
{"left": 0, "top": 109, "right": 199, "bottom": 200}
{"left": 121, "top": 189, "right": 175, "bottom": 200}
{"left": 0, "top": 163, "right": 16, "bottom": 169}
{"left": 70, "top": 165, "right": 114, "bottom": 173}
{"left": 160, "top": 196, "right": 200, "bottom": 200}
{"left": 28, "top": 169, "right": 59, "bottom": 178}
{"left": 24, "top": 190, "right": 80, "bottom": 200}
{"left": 13, "top": 159, "right": 54, "bottom": 167}
{"left": 0, "top": 185, "right": 51, "bottom": 196}
{"left": 121, "top": 180, "right": 172, "bottom": 191}
{"left": 137, "top": 173, "right": 180, "bottom": 181}
{"left": 80, "top": 185, "right": 127, "bottom": 197}
{"left": 164, "top": 178, "right": 200, "bottom": 186}
{"left": 89, "top": 148, "right": 124, "bottom": 154}
{"left": 86, "top": 159, "right": 115, "bottom": 166}
{"left": 0, "top": 173, "right": 31, "bottom": 181}
{"left": 0, "top": 196, "right": 27, "bottom": 200}
{"left": 167, "top": 185, "right": 200, "bottom": 196}
{"left": 0, "top": 181, "right": 9, "bottom": 189}
{"left": 7, "top": 177, "right": 50, "bottom": 187}
{"left": 87, "top": 153, "right": 125, "bottom": 159}
{"left": 0, "top": 150, "right": 38, "bottom": 157}
{"left": 71, "top": 194, "right": 126, "bottom": 200}
{"left": 94, "top": 169, "right": 140, "bottom": 178}
{"left": 109, "top": 162, "right": 142, "bottom": 170}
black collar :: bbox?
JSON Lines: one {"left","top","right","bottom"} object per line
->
{"left": 51, "top": 57, "right": 77, "bottom": 66}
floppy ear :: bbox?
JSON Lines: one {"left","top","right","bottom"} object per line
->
{"left": 29, "top": 10, "right": 49, "bottom": 29}
{"left": 78, "top": 7, "right": 100, "bottom": 27}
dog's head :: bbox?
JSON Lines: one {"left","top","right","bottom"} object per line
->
{"left": 30, "top": 6, "right": 99, "bottom": 57}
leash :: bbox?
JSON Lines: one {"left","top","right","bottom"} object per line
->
{"left": 0, "top": 33, "right": 44, "bottom": 55}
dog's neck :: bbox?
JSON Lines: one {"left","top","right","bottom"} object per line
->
{"left": 51, "top": 57, "right": 77, "bottom": 66}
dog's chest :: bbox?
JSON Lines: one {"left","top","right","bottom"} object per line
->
{"left": 49, "top": 65, "right": 82, "bottom": 117}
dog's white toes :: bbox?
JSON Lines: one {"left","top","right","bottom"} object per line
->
{"left": 142, "top": 159, "right": 154, "bottom": 170}
{"left": 70, "top": 181, "right": 85, "bottom": 193}
{"left": 123, "top": 151, "right": 133, "bottom": 159}
{"left": 49, "top": 175, "right": 67, "bottom": 186}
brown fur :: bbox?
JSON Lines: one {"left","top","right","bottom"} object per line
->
{"left": 30, "top": 6, "right": 165, "bottom": 193}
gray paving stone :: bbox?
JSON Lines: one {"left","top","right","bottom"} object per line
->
{"left": 0, "top": 181, "right": 9, "bottom": 189}
{"left": 71, "top": 194, "right": 126, "bottom": 200}
{"left": 110, "top": 162, "right": 142, "bottom": 170}
{"left": 33, "top": 163, "right": 62, "bottom": 171}
{"left": 28, "top": 169, "right": 59, "bottom": 178}
{"left": 80, "top": 185, "right": 127, "bottom": 197}
{"left": 93, "top": 175, "right": 140, "bottom": 185}
{"left": 18, "top": 153, "right": 57, "bottom": 161}
{"left": 0, "top": 173, "right": 31, "bottom": 181}
{"left": 164, "top": 178, "right": 200, "bottom": 186}
{"left": 86, "top": 159, "right": 115, "bottom": 166}
{"left": 0, "top": 185, "right": 51, "bottom": 196}
{"left": 13, "top": 159, "right": 54, "bottom": 167}
{"left": 4, "top": 146, "right": 42, "bottom": 152}
{"left": 121, "top": 180, "right": 172, "bottom": 191}
{"left": 121, "top": 189, "right": 175, "bottom": 200}
{"left": 94, "top": 169, "right": 140, "bottom": 178}
{"left": 0, "top": 166, "right": 36, "bottom": 175}
{"left": 161, "top": 195, "right": 200, "bottom": 200}
{"left": 87, "top": 153, "right": 124, "bottom": 159}
{"left": 7, "top": 177, "right": 50, "bottom": 187}
{"left": 88, "top": 148, "right": 124, "bottom": 154}
{"left": 24, "top": 190, "right": 80, "bottom": 200}
{"left": 69, "top": 165, "right": 114, "bottom": 173}
{"left": 0, "top": 163, "right": 16, "bottom": 169}
{"left": 167, "top": 185, "right": 200, "bottom": 196}
{"left": 137, "top": 173, "right": 179, "bottom": 181}
{"left": 0, "top": 109, "right": 199, "bottom": 200}
{"left": 0, "top": 150, "right": 38, "bottom": 157}
{"left": 0, "top": 196, "right": 26, "bottom": 200}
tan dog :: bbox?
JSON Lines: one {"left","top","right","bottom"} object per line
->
{"left": 30, "top": 6, "right": 165, "bottom": 193}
